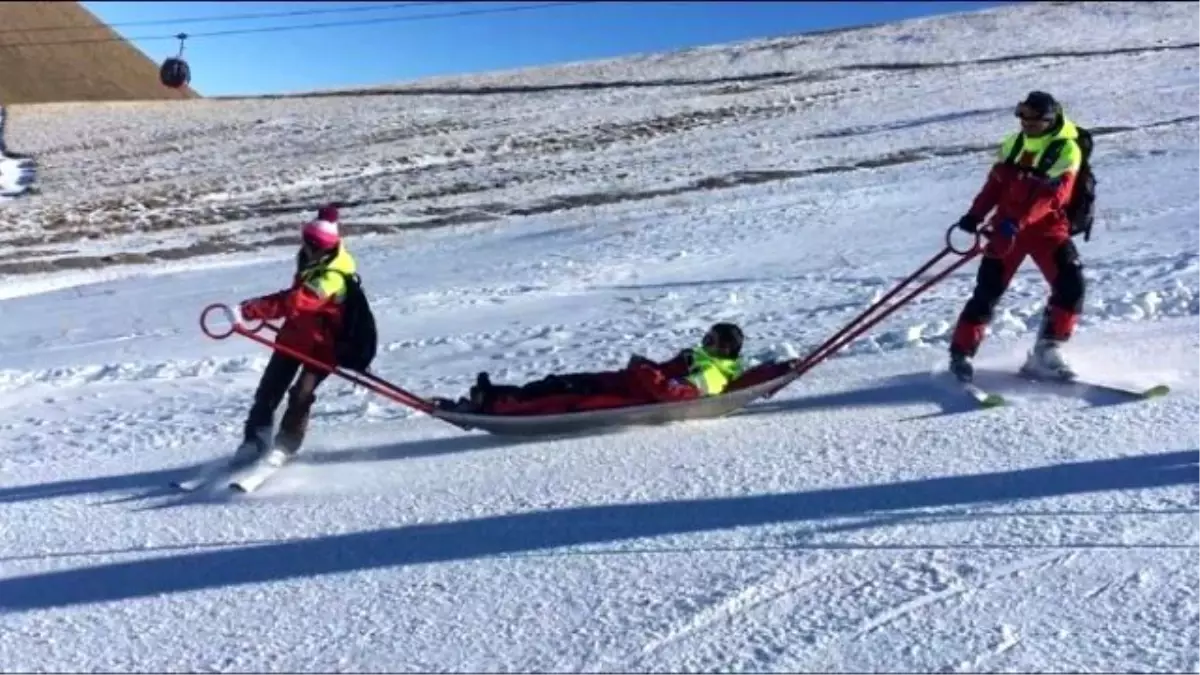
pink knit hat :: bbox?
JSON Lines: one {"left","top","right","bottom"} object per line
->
{"left": 301, "top": 205, "right": 340, "bottom": 249}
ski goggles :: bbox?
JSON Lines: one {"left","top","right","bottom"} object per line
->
{"left": 1014, "top": 103, "right": 1055, "bottom": 123}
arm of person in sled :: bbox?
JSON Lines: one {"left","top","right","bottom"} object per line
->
{"left": 1019, "top": 142, "right": 1081, "bottom": 230}
{"left": 627, "top": 348, "right": 693, "bottom": 377}
{"left": 627, "top": 362, "right": 703, "bottom": 403}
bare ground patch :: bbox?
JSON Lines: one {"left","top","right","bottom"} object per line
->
{"left": 10, "top": 115, "right": 1193, "bottom": 278}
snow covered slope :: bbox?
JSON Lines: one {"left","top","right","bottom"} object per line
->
{"left": 0, "top": 1, "right": 1197, "bottom": 672}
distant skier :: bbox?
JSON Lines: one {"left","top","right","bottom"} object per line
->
{"left": 947, "top": 91, "right": 1087, "bottom": 382}
{"left": 233, "top": 205, "right": 356, "bottom": 466}
{"left": 0, "top": 105, "right": 37, "bottom": 200}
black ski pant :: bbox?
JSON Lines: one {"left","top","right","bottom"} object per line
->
{"left": 243, "top": 352, "right": 329, "bottom": 453}
{"left": 950, "top": 234, "right": 1085, "bottom": 357}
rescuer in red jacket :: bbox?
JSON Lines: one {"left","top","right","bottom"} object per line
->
{"left": 233, "top": 205, "right": 358, "bottom": 464}
{"left": 948, "top": 91, "right": 1086, "bottom": 383}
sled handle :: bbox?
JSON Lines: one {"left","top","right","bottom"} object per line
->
{"left": 944, "top": 224, "right": 982, "bottom": 256}
{"left": 200, "top": 302, "right": 266, "bottom": 340}
{"left": 943, "top": 223, "right": 1016, "bottom": 259}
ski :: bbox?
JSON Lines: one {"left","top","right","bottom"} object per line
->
{"left": 170, "top": 458, "right": 240, "bottom": 491}
{"left": 227, "top": 451, "right": 292, "bottom": 493}
{"left": 1074, "top": 379, "right": 1169, "bottom": 399}
{"left": 962, "top": 381, "right": 1006, "bottom": 408}
{"left": 1019, "top": 372, "right": 1170, "bottom": 399}
{"left": 938, "top": 370, "right": 1007, "bottom": 408}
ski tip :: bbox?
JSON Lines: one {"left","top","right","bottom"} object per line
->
{"left": 980, "top": 394, "right": 1006, "bottom": 408}
{"left": 1141, "top": 384, "right": 1170, "bottom": 398}
{"left": 961, "top": 381, "right": 1005, "bottom": 408}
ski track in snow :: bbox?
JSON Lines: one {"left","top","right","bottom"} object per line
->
{"left": 0, "top": 2, "right": 1198, "bottom": 672}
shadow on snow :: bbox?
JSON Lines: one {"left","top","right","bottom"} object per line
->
{"left": 0, "top": 448, "right": 1193, "bottom": 611}
{"left": 0, "top": 368, "right": 1168, "bottom": 508}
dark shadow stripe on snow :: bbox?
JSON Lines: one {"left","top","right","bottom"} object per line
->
{"left": 0, "top": 449, "right": 1193, "bottom": 610}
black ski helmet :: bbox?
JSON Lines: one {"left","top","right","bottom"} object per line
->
{"left": 1017, "top": 91, "right": 1061, "bottom": 122}
{"left": 705, "top": 322, "right": 744, "bottom": 358}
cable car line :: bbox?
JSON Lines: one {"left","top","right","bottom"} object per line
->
{"left": 1, "top": 2, "right": 595, "bottom": 48}
{"left": 0, "top": 2, "right": 448, "bottom": 35}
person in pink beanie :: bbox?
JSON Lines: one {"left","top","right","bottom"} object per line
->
{"left": 233, "top": 204, "right": 359, "bottom": 464}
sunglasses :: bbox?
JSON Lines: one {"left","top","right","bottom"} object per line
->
{"left": 1014, "top": 105, "right": 1054, "bottom": 123}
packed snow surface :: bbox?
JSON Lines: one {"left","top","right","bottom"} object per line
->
{"left": 0, "top": 2, "right": 1197, "bottom": 672}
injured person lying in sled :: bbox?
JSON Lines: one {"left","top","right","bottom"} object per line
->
{"left": 433, "top": 322, "right": 792, "bottom": 416}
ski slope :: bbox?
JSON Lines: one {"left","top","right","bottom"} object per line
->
{"left": 0, "top": 1, "right": 1197, "bottom": 672}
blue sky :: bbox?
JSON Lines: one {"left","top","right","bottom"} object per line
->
{"left": 81, "top": 1, "right": 1011, "bottom": 97}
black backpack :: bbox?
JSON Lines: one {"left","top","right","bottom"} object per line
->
{"left": 329, "top": 270, "right": 378, "bottom": 372}
{"left": 1065, "top": 126, "right": 1096, "bottom": 241}
{"left": 1005, "top": 126, "right": 1096, "bottom": 241}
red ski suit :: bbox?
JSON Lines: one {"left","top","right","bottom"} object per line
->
{"left": 950, "top": 117, "right": 1086, "bottom": 356}
{"left": 487, "top": 349, "right": 735, "bottom": 416}
{"left": 240, "top": 246, "right": 357, "bottom": 366}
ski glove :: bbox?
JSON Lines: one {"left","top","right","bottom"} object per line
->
{"left": 626, "top": 354, "right": 652, "bottom": 369}
{"left": 954, "top": 214, "right": 981, "bottom": 233}
{"left": 996, "top": 218, "right": 1019, "bottom": 238}
{"left": 239, "top": 298, "right": 270, "bottom": 321}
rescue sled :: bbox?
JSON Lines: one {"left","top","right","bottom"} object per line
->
{"left": 199, "top": 225, "right": 985, "bottom": 437}
{"left": 429, "top": 370, "right": 803, "bottom": 436}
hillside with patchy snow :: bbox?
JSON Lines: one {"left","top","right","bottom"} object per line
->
{"left": 0, "top": 1, "right": 1196, "bottom": 672}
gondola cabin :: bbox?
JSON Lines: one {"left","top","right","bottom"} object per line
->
{"left": 159, "top": 57, "right": 191, "bottom": 89}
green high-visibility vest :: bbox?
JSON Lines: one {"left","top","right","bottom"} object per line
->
{"left": 686, "top": 347, "right": 743, "bottom": 396}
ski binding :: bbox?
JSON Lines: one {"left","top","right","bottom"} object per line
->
{"left": 171, "top": 448, "right": 292, "bottom": 494}
{"left": 170, "top": 458, "right": 243, "bottom": 492}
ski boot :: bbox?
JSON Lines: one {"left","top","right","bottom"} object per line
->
{"left": 1019, "top": 338, "right": 1077, "bottom": 381}
{"left": 948, "top": 349, "right": 975, "bottom": 383}
{"left": 267, "top": 387, "right": 315, "bottom": 465}
{"left": 259, "top": 446, "right": 294, "bottom": 470}
{"left": 232, "top": 425, "right": 272, "bottom": 466}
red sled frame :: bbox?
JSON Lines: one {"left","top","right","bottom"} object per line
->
{"left": 772, "top": 224, "right": 999, "bottom": 388}
{"left": 199, "top": 224, "right": 996, "bottom": 434}
{"left": 199, "top": 305, "right": 438, "bottom": 415}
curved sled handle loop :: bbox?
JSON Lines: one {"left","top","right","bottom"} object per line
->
{"left": 944, "top": 224, "right": 982, "bottom": 256}
{"left": 199, "top": 303, "right": 266, "bottom": 340}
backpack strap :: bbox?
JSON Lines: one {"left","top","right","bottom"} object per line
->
{"left": 1035, "top": 139, "right": 1069, "bottom": 176}
{"left": 317, "top": 268, "right": 362, "bottom": 305}
{"left": 1003, "top": 133, "right": 1025, "bottom": 165}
